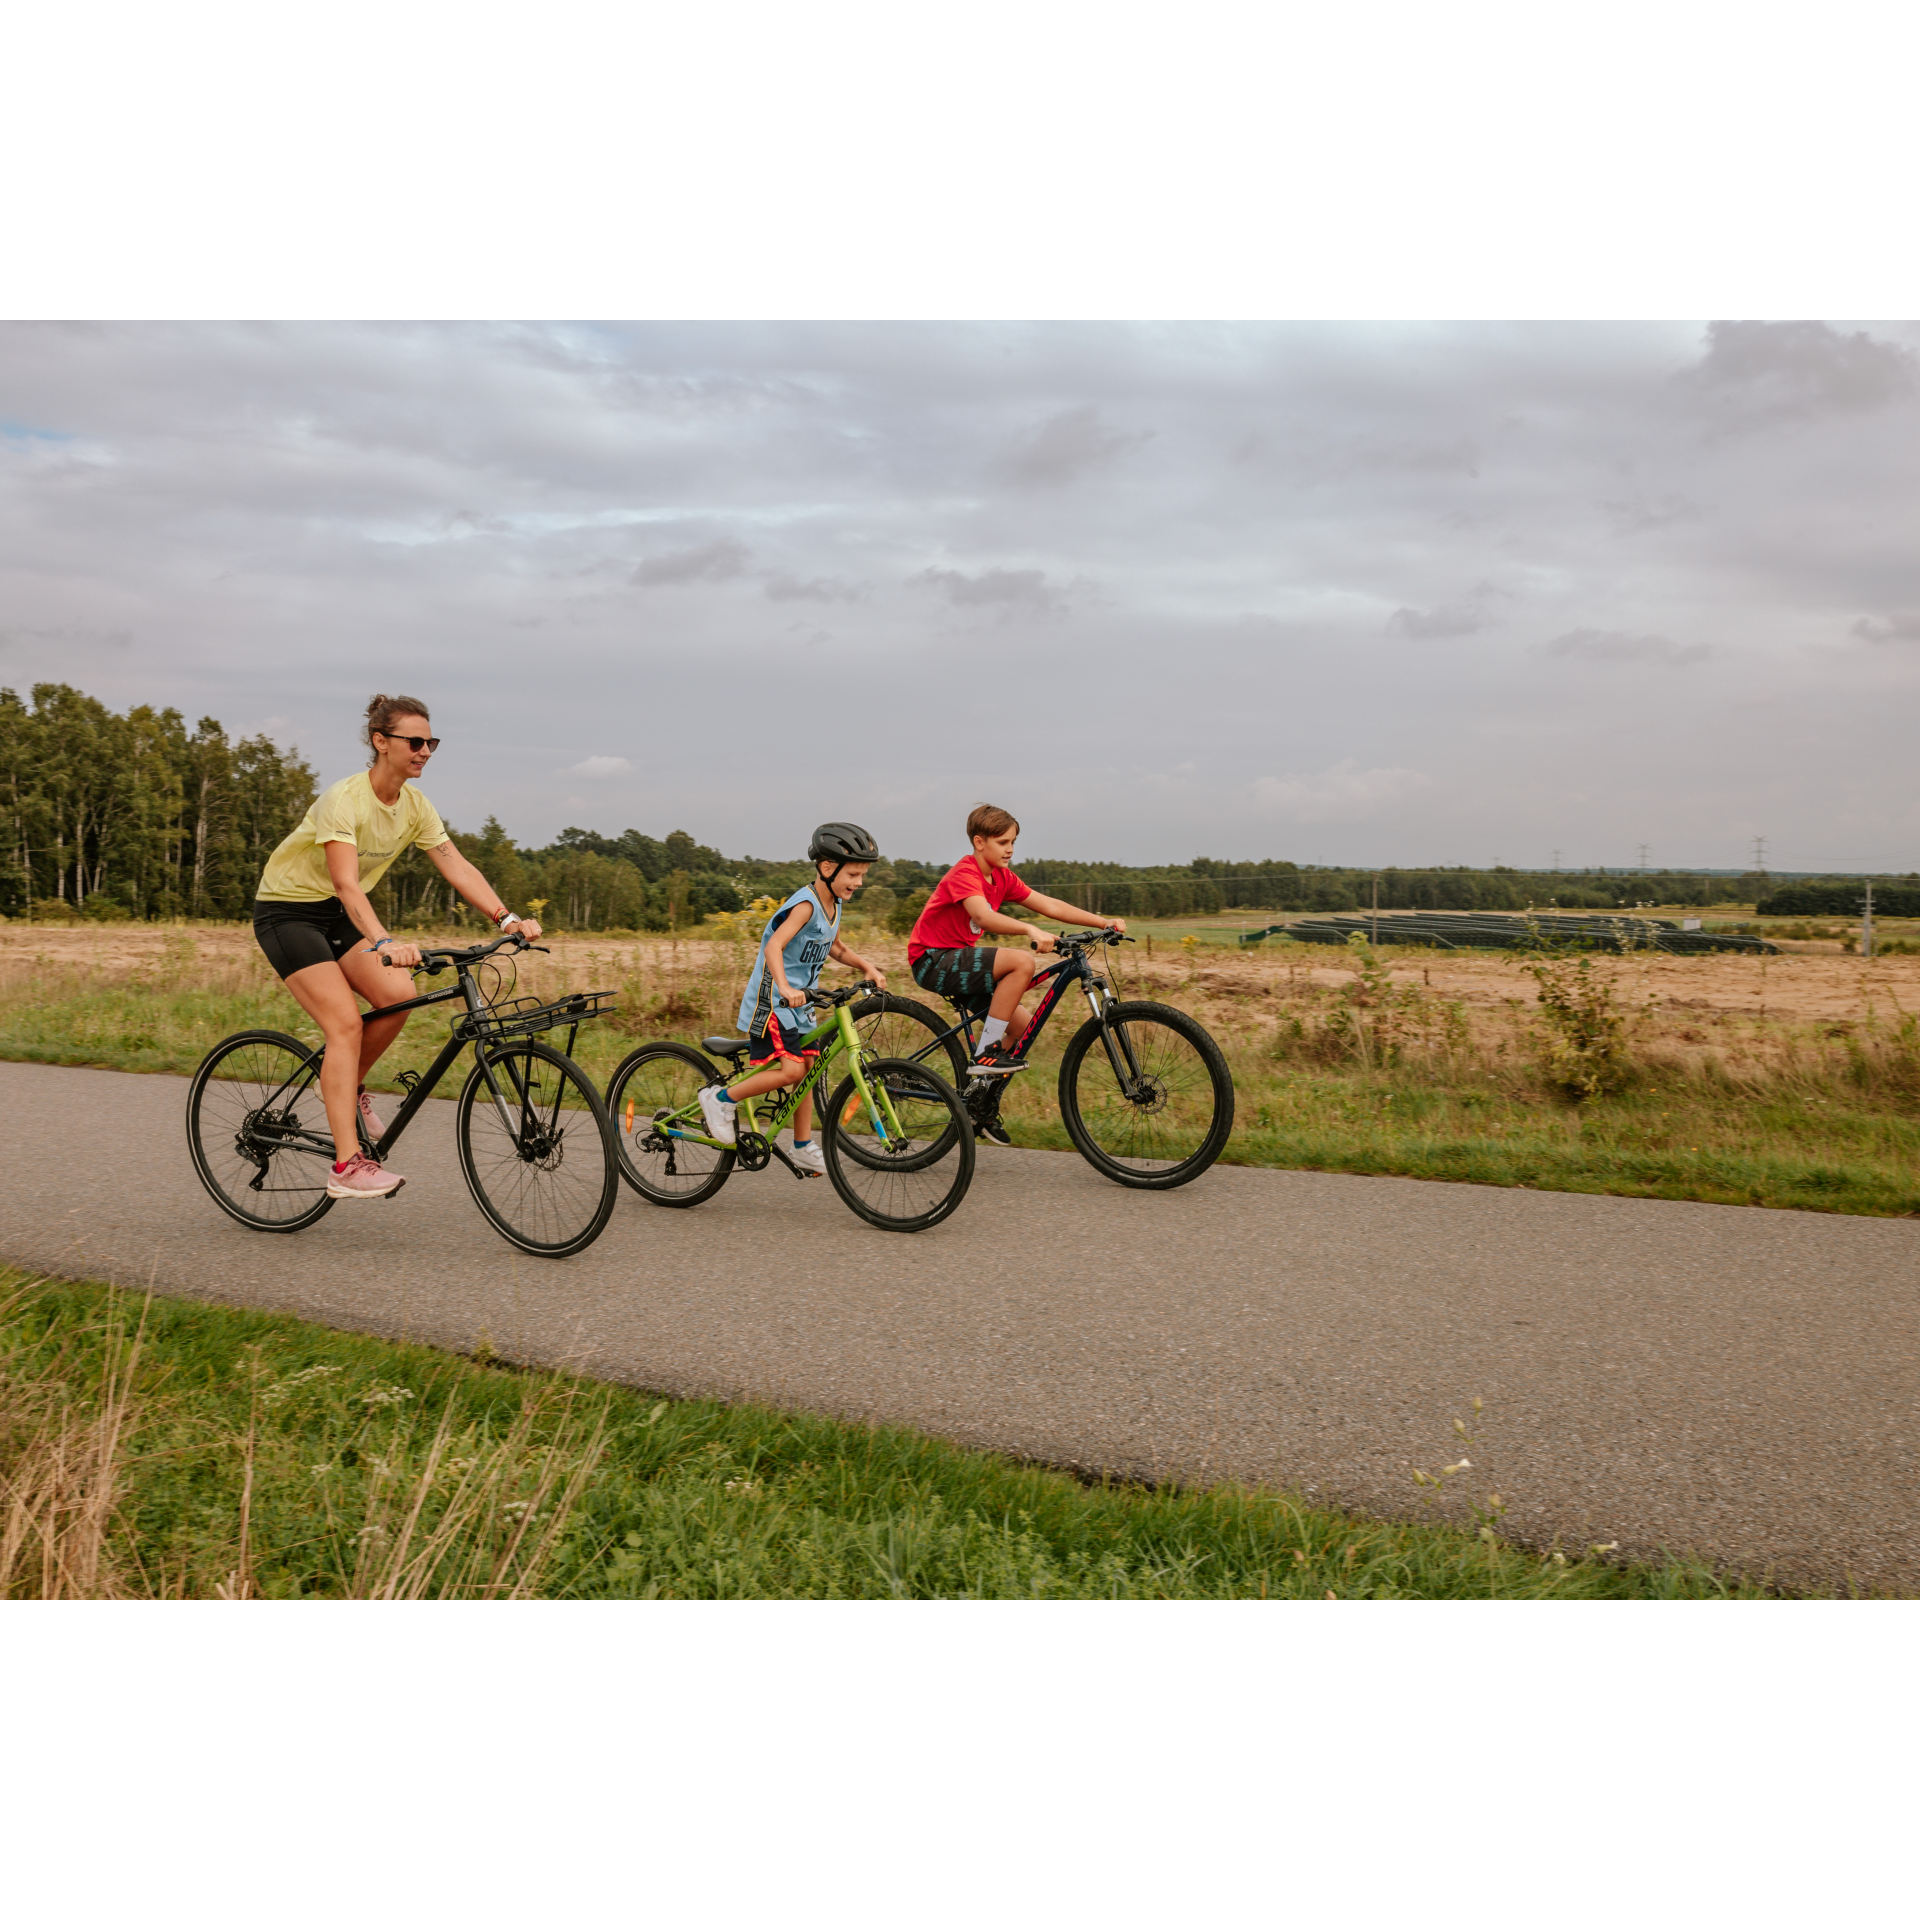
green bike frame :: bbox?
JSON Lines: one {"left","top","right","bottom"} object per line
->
{"left": 659, "top": 997, "right": 914, "bottom": 1171}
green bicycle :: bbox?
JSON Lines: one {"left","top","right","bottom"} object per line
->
{"left": 604, "top": 984, "right": 975, "bottom": 1232}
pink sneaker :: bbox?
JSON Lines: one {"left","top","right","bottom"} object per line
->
{"left": 357, "top": 1088, "right": 386, "bottom": 1141}
{"left": 327, "top": 1153, "right": 405, "bottom": 1200}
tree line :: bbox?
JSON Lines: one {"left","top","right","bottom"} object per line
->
{"left": 12, "top": 682, "right": 1904, "bottom": 933}
{"left": 0, "top": 682, "right": 932, "bottom": 933}
{"left": 1, "top": 682, "right": 318, "bottom": 921}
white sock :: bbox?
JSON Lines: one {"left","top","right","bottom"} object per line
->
{"left": 977, "top": 1017, "right": 1008, "bottom": 1055}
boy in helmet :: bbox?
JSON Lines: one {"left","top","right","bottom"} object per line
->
{"left": 906, "top": 803, "right": 1124, "bottom": 1142}
{"left": 697, "top": 823, "right": 887, "bottom": 1176}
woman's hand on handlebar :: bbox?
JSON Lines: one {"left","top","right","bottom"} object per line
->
{"left": 376, "top": 938, "right": 425, "bottom": 969}
{"left": 512, "top": 916, "right": 543, "bottom": 942}
{"left": 1028, "top": 928, "right": 1059, "bottom": 954}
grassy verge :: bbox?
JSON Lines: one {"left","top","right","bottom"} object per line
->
{"left": 5, "top": 923, "right": 1918, "bottom": 1217}
{"left": 2, "top": 1272, "right": 1760, "bottom": 1600}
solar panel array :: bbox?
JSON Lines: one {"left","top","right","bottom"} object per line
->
{"left": 1241, "top": 912, "right": 1778, "bottom": 955}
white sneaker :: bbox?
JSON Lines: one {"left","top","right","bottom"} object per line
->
{"left": 697, "top": 1083, "right": 737, "bottom": 1145}
{"left": 357, "top": 1087, "right": 385, "bottom": 1142}
{"left": 788, "top": 1138, "right": 826, "bottom": 1177}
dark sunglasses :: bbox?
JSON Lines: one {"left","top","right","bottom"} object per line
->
{"left": 378, "top": 732, "right": 440, "bottom": 753}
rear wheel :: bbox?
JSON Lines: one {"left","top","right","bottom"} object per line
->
{"left": 850, "top": 991, "right": 969, "bottom": 1087}
{"left": 1057, "top": 1001, "right": 1235, "bottom": 1190}
{"left": 606, "top": 1041, "right": 735, "bottom": 1208}
{"left": 822, "top": 1058, "right": 974, "bottom": 1231}
{"left": 186, "top": 1029, "right": 337, "bottom": 1232}
{"left": 456, "top": 1040, "right": 618, "bottom": 1256}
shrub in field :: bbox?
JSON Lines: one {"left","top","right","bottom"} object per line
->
{"left": 1313, "top": 933, "right": 1469, "bottom": 1071}
{"left": 1514, "top": 937, "right": 1636, "bottom": 1099}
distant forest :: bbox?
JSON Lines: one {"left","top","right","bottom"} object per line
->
{"left": 2, "top": 682, "right": 1909, "bottom": 931}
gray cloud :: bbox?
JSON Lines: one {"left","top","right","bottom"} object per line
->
{"left": 1004, "top": 404, "right": 1149, "bottom": 485}
{"left": 763, "top": 572, "right": 862, "bottom": 603}
{"left": 1852, "top": 611, "right": 1920, "bottom": 643}
{"left": 632, "top": 538, "right": 751, "bottom": 585}
{"left": 916, "top": 565, "right": 1071, "bottom": 618}
{"left": 1681, "top": 320, "right": 1918, "bottom": 426}
{"left": 1388, "top": 583, "right": 1502, "bottom": 640}
{"left": 1602, "top": 491, "right": 1699, "bottom": 536}
{"left": 1543, "top": 629, "right": 1710, "bottom": 665}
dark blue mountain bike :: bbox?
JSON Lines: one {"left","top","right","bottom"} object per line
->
{"left": 844, "top": 928, "right": 1235, "bottom": 1189}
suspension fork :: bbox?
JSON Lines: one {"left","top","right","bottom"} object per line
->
{"left": 1079, "top": 967, "right": 1143, "bottom": 1092}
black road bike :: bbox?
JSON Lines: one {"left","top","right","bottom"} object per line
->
{"left": 185, "top": 931, "right": 620, "bottom": 1257}
{"left": 841, "top": 929, "right": 1235, "bottom": 1190}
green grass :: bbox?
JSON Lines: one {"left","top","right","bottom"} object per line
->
{"left": 2, "top": 1272, "right": 1762, "bottom": 1599}
{"left": 981, "top": 991, "right": 1920, "bottom": 1217}
{"left": 7, "top": 931, "right": 1917, "bottom": 1218}
{"left": 0, "top": 943, "right": 644, "bottom": 1089}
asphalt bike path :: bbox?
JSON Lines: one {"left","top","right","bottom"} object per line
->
{"left": 4, "top": 1059, "right": 1915, "bottom": 1592}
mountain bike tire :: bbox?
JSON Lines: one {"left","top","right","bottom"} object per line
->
{"left": 456, "top": 1040, "right": 618, "bottom": 1256}
{"left": 851, "top": 991, "right": 970, "bottom": 1086}
{"left": 186, "top": 1029, "right": 337, "bottom": 1232}
{"left": 605, "top": 1041, "right": 735, "bottom": 1208}
{"left": 1057, "top": 1001, "right": 1235, "bottom": 1190}
{"left": 821, "top": 1058, "right": 974, "bottom": 1232}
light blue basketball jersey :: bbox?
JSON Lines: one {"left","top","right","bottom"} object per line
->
{"left": 738, "top": 884, "right": 840, "bottom": 1036}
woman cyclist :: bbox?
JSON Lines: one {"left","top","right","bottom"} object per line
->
{"left": 252, "top": 694, "right": 541, "bottom": 1199}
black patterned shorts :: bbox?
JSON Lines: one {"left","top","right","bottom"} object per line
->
{"left": 910, "top": 945, "right": 1000, "bottom": 1016}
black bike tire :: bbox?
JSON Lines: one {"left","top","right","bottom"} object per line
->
{"left": 605, "top": 1040, "right": 736, "bottom": 1208}
{"left": 821, "top": 1059, "right": 975, "bottom": 1232}
{"left": 185, "top": 1028, "right": 337, "bottom": 1233}
{"left": 1057, "top": 1000, "right": 1236, "bottom": 1191}
{"left": 850, "top": 991, "right": 970, "bottom": 1086}
{"left": 455, "top": 1039, "right": 619, "bottom": 1257}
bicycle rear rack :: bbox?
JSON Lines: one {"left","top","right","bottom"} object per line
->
{"left": 458, "top": 990, "right": 618, "bottom": 1046}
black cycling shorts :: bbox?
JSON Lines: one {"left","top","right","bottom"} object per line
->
{"left": 911, "top": 945, "right": 1001, "bottom": 1016}
{"left": 253, "top": 898, "right": 364, "bottom": 980}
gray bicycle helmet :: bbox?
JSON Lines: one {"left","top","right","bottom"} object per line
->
{"left": 808, "top": 821, "right": 880, "bottom": 867}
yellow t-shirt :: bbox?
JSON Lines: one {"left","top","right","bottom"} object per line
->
{"left": 256, "top": 772, "right": 452, "bottom": 903}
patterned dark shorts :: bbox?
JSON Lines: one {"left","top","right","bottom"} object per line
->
{"left": 911, "top": 945, "right": 1000, "bottom": 1016}
{"left": 747, "top": 1006, "right": 820, "bottom": 1066}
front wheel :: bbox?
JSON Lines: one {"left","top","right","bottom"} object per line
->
{"left": 456, "top": 1040, "right": 619, "bottom": 1256}
{"left": 606, "top": 1041, "right": 735, "bottom": 1208}
{"left": 186, "top": 1029, "right": 337, "bottom": 1232}
{"left": 1057, "top": 1001, "right": 1235, "bottom": 1190}
{"left": 822, "top": 1059, "right": 975, "bottom": 1231}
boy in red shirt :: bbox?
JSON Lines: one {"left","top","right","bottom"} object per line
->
{"left": 906, "top": 804, "right": 1126, "bottom": 1098}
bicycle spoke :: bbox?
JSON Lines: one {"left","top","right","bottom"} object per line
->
{"left": 458, "top": 1042, "right": 617, "bottom": 1255}
{"left": 1059, "top": 1003, "right": 1235, "bottom": 1189}
{"left": 824, "top": 1060, "right": 974, "bottom": 1231}
{"left": 605, "top": 1042, "right": 733, "bottom": 1206}
{"left": 186, "top": 1031, "right": 336, "bottom": 1232}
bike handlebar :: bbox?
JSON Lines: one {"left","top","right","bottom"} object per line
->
{"left": 379, "top": 930, "right": 548, "bottom": 972}
{"left": 804, "top": 982, "right": 882, "bottom": 1009}
{"left": 1032, "top": 928, "right": 1132, "bottom": 951}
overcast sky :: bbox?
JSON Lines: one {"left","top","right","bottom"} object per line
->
{"left": 3, "top": 319, "right": 1916, "bottom": 872}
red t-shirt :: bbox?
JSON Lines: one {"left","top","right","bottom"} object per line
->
{"left": 907, "top": 857, "right": 1033, "bottom": 964}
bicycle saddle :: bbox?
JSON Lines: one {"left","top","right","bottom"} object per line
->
{"left": 701, "top": 1034, "right": 752, "bottom": 1061}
